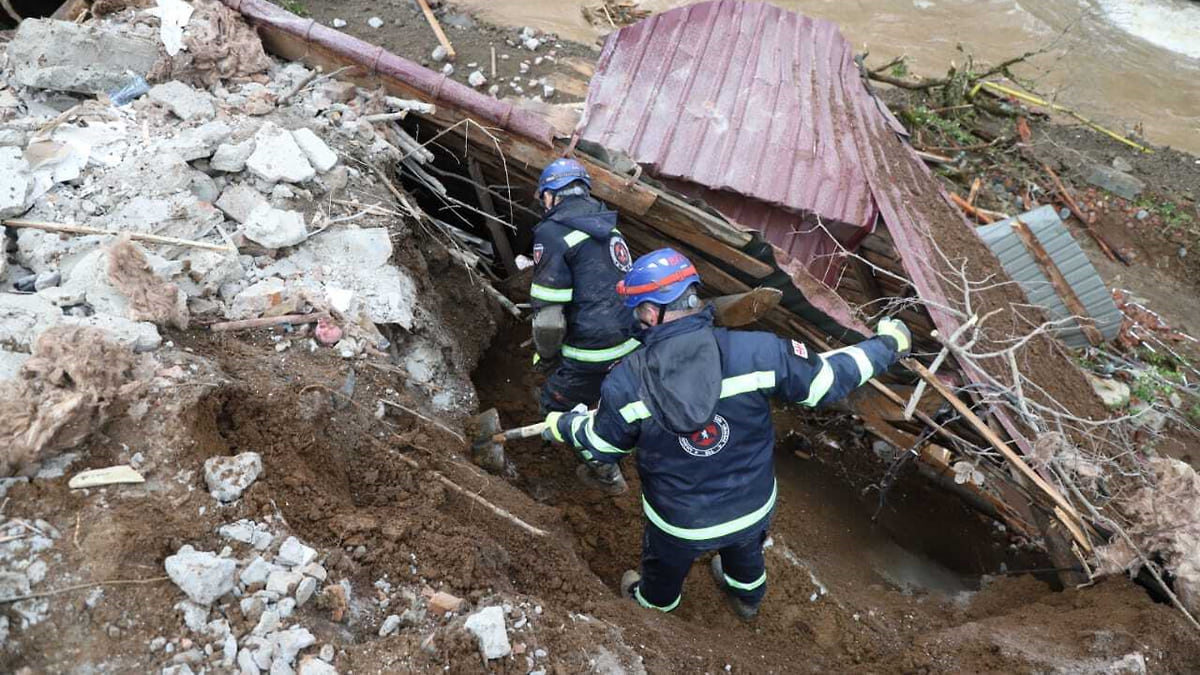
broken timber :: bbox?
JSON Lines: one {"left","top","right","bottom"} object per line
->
{"left": 223, "top": 0, "right": 1093, "bottom": 563}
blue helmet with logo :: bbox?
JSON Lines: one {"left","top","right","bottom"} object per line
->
{"left": 537, "top": 158, "right": 591, "bottom": 198}
{"left": 616, "top": 248, "right": 701, "bottom": 308}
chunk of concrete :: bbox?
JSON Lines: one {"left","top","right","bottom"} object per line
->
{"left": 149, "top": 82, "right": 216, "bottom": 121}
{"left": 1087, "top": 373, "right": 1131, "bottom": 410}
{"left": 165, "top": 545, "right": 238, "bottom": 606}
{"left": 212, "top": 139, "right": 256, "bottom": 173}
{"left": 265, "top": 569, "right": 303, "bottom": 596}
{"left": 297, "top": 656, "right": 337, "bottom": 675}
{"left": 240, "top": 556, "right": 280, "bottom": 587}
{"left": 290, "top": 129, "right": 338, "bottom": 173}
{"left": 244, "top": 204, "right": 308, "bottom": 249}
{"left": 163, "top": 121, "right": 232, "bottom": 161}
{"left": 0, "top": 293, "right": 61, "bottom": 350}
{"left": 61, "top": 314, "right": 162, "bottom": 353}
{"left": 7, "top": 19, "right": 161, "bottom": 95}
{"left": 228, "top": 277, "right": 288, "bottom": 320}
{"left": 218, "top": 520, "right": 272, "bottom": 550}
{"left": 276, "top": 537, "right": 317, "bottom": 568}
{"left": 378, "top": 614, "right": 401, "bottom": 637}
{"left": 246, "top": 124, "right": 315, "bottom": 184}
{"left": 0, "top": 349, "right": 30, "bottom": 382}
{"left": 464, "top": 606, "right": 511, "bottom": 659}
{"left": 272, "top": 627, "right": 316, "bottom": 664}
{"left": 216, "top": 184, "right": 268, "bottom": 224}
{"left": 204, "top": 452, "right": 263, "bottom": 503}
{"left": 0, "top": 147, "right": 32, "bottom": 218}
{"left": 1087, "top": 165, "right": 1145, "bottom": 201}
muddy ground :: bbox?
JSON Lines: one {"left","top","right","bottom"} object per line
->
{"left": 3, "top": 1, "right": 1200, "bottom": 673}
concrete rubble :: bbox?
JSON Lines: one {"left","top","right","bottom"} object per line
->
{"left": 204, "top": 452, "right": 263, "bottom": 503}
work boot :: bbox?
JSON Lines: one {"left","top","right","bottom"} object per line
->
{"left": 710, "top": 555, "right": 760, "bottom": 621}
{"left": 575, "top": 462, "right": 628, "bottom": 496}
{"left": 620, "top": 570, "right": 641, "bottom": 601}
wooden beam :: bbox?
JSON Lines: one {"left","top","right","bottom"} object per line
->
{"left": 468, "top": 157, "right": 518, "bottom": 276}
{"left": 416, "top": 0, "right": 456, "bottom": 62}
{"left": 1010, "top": 218, "right": 1104, "bottom": 346}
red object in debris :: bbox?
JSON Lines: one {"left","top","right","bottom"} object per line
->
{"left": 428, "top": 591, "right": 464, "bottom": 615}
{"left": 315, "top": 317, "right": 343, "bottom": 346}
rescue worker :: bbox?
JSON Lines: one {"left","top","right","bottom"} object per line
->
{"left": 541, "top": 248, "right": 911, "bottom": 619}
{"left": 530, "top": 158, "right": 639, "bottom": 494}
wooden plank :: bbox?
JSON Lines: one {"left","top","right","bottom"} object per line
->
{"left": 467, "top": 157, "right": 517, "bottom": 276}
{"left": 1011, "top": 218, "right": 1104, "bottom": 346}
{"left": 416, "top": 0, "right": 456, "bottom": 61}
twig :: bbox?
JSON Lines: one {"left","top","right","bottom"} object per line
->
{"left": 0, "top": 576, "right": 171, "bottom": 604}
{"left": 361, "top": 112, "right": 410, "bottom": 124}
{"left": 208, "top": 313, "right": 327, "bottom": 333}
{"left": 2, "top": 219, "right": 235, "bottom": 253}
{"left": 385, "top": 96, "right": 437, "bottom": 115}
{"left": 904, "top": 315, "right": 980, "bottom": 420}
{"left": 280, "top": 70, "right": 319, "bottom": 104}
{"left": 416, "top": 0, "right": 456, "bottom": 61}
{"left": 490, "top": 46, "right": 497, "bottom": 79}
{"left": 379, "top": 399, "right": 465, "bottom": 443}
{"left": 949, "top": 193, "right": 996, "bottom": 224}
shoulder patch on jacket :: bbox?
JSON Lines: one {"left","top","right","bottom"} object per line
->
{"left": 533, "top": 243, "right": 544, "bottom": 264}
{"left": 791, "top": 340, "right": 808, "bottom": 359}
{"left": 609, "top": 237, "right": 633, "bottom": 272}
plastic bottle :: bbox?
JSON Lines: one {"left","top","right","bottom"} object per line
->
{"left": 108, "top": 74, "right": 149, "bottom": 106}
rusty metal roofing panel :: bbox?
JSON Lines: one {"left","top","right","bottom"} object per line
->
{"left": 578, "top": 0, "right": 881, "bottom": 233}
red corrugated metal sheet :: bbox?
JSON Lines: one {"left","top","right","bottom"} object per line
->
{"left": 577, "top": 0, "right": 906, "bottom": 278}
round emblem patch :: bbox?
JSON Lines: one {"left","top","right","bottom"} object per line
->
{"left": 678, "top": 415, "right": 730, "bottom": 457}
{"left": 610, "top": 237, "right": 633, "bottom": 272}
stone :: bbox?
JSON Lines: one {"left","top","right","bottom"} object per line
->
{"left": 295, "top": 577, "right": 317, "bottom": 606}
{"left": 277, "top": 536, "right": 318, "bottom": 568}
{"left": 162, "top": 666, "right": 196, "bottom": 675}
{"left": 1112, "top": 156, "right": 1134, "bottom": 173}
{"left": 7, "top": 19, "right": 161, "bottom": 95}
{"left": 0, "top": 350, "right": 30, "bottom": 382}
{"left": 246, "top": 123, "right": 316, "bottom": 184}
{"left": 441, "top": 63, "right": 454, "bottom": 76}
{"left": 542, "top": 84, "right": 556, "bottom": 99}
{"left": 25, "top": 558, "right": 50, "bottom": 584}
{"left": 60, "top": 314, "right": 162, "bottom": 353}
{"left": 298, "top": 656, "right": 337, "bottom": 675}
{"left": 212, "top": 140, "right": 256, "bottom": 173}
{"left": 163, "top": 122, "right": 232, "bottom": 161}
{"left": 1136, "top": 209, "right": 1150, "bottom": 221}
{"left": 1087, "top": 374, "right": 1131, "bottom": 409}
{"left": 228, "top": 277, "right": 288, "bottom": 319}
{"left": 243, "top": 205, "right": 308, "bottom": 249}
{"left": 272, "top": 626, "right": 316, "bottom": 664}
{"left": 189, "top": 172, "right": 220, "bottom": 203}
{"left": 428, "top": 590, "right": 463, "bottom": 615}
{"left": 298, "top": 563, "right": 327, "bottom": 582}
{"left": 277, "top": 597, "right": 297, "bottom": 619}
{"left": 266, "top": 570, "right": 304, "bottom": 596}
{"left": 149, "top": 82, "right": 216, "bottom": 121}
{"left": 271, "top": 659, "right": 295, "bottom": 675}
{"left": 367, "top": 16, "right": 384, "bottom": 28}
{"left": 216, "top": 184, "right": 269, "bottom": 224}
{"left": 238, "top": 647, "right": 261, "bottom": 674}
{"left": 378, "top": 614, "right": 401, "bottom": 637}
{"left": 319, "top": 644, "right": 334, "bottom": 662}
{"left": 252, "top": 609, "right": 280, "bottom": 636}
{"left": 220, "top": 521, "right": 271, "bottom": 549}
{"left": 0, "top": 147, "right": 32, "bottom": 218}
{"left": 523, "top": 38, "right": 541, "bottom": 51}
{"left": 1086, "top": 165, "right": 1145, "bottom": 201}
{"left": 331, "top": 18, "right": 346, "bottom": 28}
{"left": 464, "top": 606, "right": 510, "bottom": 660}
{"left": 468, "top": 71, "right": 488, "bottom": 88}
{"left": 165, "top": 546, "right": 237, "bottom": 605}
{"left": 203, "top": 452, "right": 263, "bottom": 503}
{"left": 290, "top": 129, "right": 338, "bottom": 173}
{"left": 432, "top": 45, "right": 448, "bottom": 62}
{"left": 0, "top": 293, "right": 61, "bottom": 350}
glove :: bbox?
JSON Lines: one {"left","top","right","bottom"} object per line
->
{"left": 540, "top": 404, "right": 587, "bottom": 443}
{"left": 877, "top": 317, "right": 912, "bottom": 354}
{"left": 532, "top": 352, "right": 561, "bottom": 374}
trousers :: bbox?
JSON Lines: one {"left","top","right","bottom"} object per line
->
{"left": 631, "top": 521, "right": 769, "bottom": 612}
{"left": 538, "top": 358, "right": 616, "bottom": 413}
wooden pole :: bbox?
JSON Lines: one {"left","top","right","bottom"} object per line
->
{"left": 416, "top": 0, "right": 456, "bottom": 62}
{"left": 3, "top": 219, "right": 236, "bottom": 253}
{"left": 1010, "top": 218, "right": 1104, "bottom": 346}
{"left": 468, "top": 157, "right": 517, "bottom": 276}
{"left": 208, "top": 313, "right": 327, "bottom": 332}
{"left": 1041, "top": 164, "right": 1122, "bottom": 264}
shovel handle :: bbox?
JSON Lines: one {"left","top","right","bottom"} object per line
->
{"left": 492, "top": 409, "right": 597, "bottom": 443}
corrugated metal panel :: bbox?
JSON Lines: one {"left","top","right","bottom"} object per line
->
{"left": 577, "top": 0, "right": 883, "bottom": 273}
{"left": 978, "top": 206, "right": 1123, "bottom": 348}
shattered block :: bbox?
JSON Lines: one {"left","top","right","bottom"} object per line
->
{"left": 243, "top": 204, "right": 308, "bottom": 249}
{"left": 165, "top": 545, "right": 237, "bottom": 606}
{"left": 211, "top": 139, "right": 255, "bottom": 173}
{"left": 7, "top": 19, "right": 161, "bottom": 95}
{"left": 215, "top": 184, "right": 268, "bottom": 225}
{"left": 0, "top": 293, "right": 62, "bottom": 350}
{"left": 149, "top": 81, "right": 216, "bottom": 121}
{"left": 246, "top": 123, "right": 315, "bottom": 184}
{"left": 163, "top": 121, "right": 232, "bottom": 161}
{"left": 1087, "top": 165, "right": 1145, "bottom": 201}
{"left": 0, "top": 148, "right": 32, "bottom": 218}
{"left": 464, "top": 606, "right": 511, "bottom": 659}
{"left": 204, "top": 452, "right": 263, "bottom": 503}
{"left": 291, "top": 129, "right": 338, "bottom": 173}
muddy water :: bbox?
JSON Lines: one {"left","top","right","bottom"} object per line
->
{"left": 454, "top": 0, "right": 1200, "bottom": 154}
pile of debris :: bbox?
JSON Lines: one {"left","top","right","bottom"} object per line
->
{"left": 1, "top": 3, "right": 489, "bottom": 460}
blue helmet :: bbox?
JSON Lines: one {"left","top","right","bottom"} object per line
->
{"left": 616, "top": 248, "right": 701, "bottom": 308}
{"left": 537, "top": 158, "right": 591, "bottom": 198}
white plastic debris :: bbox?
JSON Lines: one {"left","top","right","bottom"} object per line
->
{"left": 367, "top": 17, "right": 384, "bottom": 29}
{"left": 145, "top": 0, "right": 195, "bottom": 56}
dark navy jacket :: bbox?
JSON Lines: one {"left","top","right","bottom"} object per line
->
{"left": 551, "top": 306, "right": 902, "bottom": 549}
{"left": 530, "top": 195, "right": 638, "bottom": 364}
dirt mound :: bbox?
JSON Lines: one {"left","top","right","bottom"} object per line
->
{"left": 0, "top": 326, "right": 146, "bottom": 476}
